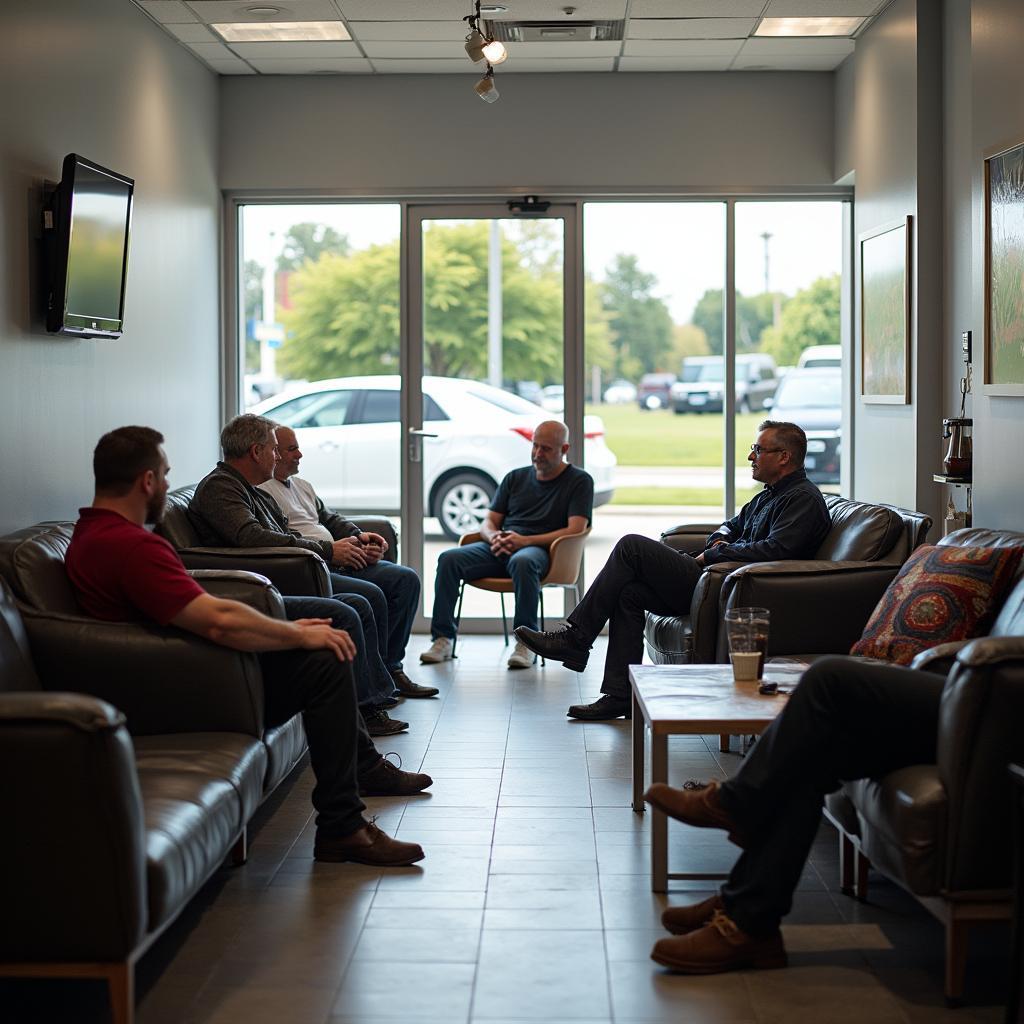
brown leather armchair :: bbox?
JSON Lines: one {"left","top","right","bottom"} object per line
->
{"left": 157, "top": 484, "right": 400, "bottom": 598}
{"left": 823, "top": 527, "right": 1024, "bottom": 1004}
{"left": 644, "top": 496, "right": 932, "bottom": 665}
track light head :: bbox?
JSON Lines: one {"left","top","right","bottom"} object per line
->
{"left": 465, "top": 28, "right": 487, "bottom": 63}
{"left": 474, "top": 68, "right": 500, "bottom": 103}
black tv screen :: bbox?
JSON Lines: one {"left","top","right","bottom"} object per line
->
{"left": 45, "top": 154, "right": 134, "bottom": 338}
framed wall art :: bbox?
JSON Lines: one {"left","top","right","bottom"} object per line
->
{"left": 985, "top": 139, "right": 1024, "bottom": 395}
{"left": 860, "top": 216, "right": 912, "bottom": 404}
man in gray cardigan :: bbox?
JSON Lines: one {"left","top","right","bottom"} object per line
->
{"left": 188, "top": 414, "right": 412, "bottom": 735}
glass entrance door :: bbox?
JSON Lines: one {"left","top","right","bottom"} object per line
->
{"left": 406, "top": 204, "right": 581, "bottom": 634}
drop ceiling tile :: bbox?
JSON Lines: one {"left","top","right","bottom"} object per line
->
{"left": 627, "top": 18, "right": 756, "bottom": 39}
{"left": 336, "top": 0, "right": 469, "bottom": 19}
{"left": 499, "top": 58, "right": 616, "bottom": 72}
{"left": 138, "top": 1, "right": 197, "bottom": 22}
{"left": 349, "top": 21, "right": 468, "bottom": 41}
{"left": 205, "top": 59, "right": 257, "bottom": 73}
{"left": 485, "top": 0, "right": 627, "bottom": 16}
{"left": 244, "top": 56, "right": 374, "bottom": 72}
{"left": 184, "top": 0, "right": 341, "bottom": 22}
{"left": 764, "top": 0, "right": 883, "bottom": 14}
{"left": 369, "top": 58, "right": 481, "bottom": 72}
{"left": 732, "top": 53, "right": 851, "bottom": 69}
{"left": 738, "top": 36, "right": 855, "bottom": 55}
{"left": 361, "top": 41, "right": 472, "bottom": 58}
{"left": 228, "top": 40, "right": 362, "bottom": 57}
{"left": 504, "top": 41, "right": 622, "bottom": 57}
{"left": 623, "top": 39, "right": 744, "bottom": 57}
{"left": 629, "top": 0, "right": 765, "bottom": 15}
{"left": 166, "top": 22, "right": 218, "bottom": 42}
{"left": 618, "top": 55, "right": 733, "bottom": 70}
{"left": 185, "top": 40, "right": 236, "bottom": 58}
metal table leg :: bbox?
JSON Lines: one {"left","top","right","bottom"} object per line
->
{"left": 651, "top": 730, "right": 668, "bottom": 893}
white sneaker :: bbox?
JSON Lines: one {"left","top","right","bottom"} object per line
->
{"left": 507, "top": 640, "right": 535, "bottom": 669}
{"left": 420, "top": 636, "right": 454, "bottom": 664}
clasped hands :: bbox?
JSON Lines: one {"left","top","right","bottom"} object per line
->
{"left": 489, "top": 529, "right": 527, "bottom": 556}
{"left": 331, "top": 532, "right": 388, "bottom": 569}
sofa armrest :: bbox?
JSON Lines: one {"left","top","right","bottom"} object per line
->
{"left": 347, "top": 516, "right": 399, "bottom": 563}
{"left": 189, "top": 569, "right": 287, "bottom": 619}
{"left": 910, "top": 639, "right": 972, "bottom": 675}
{"left": 177, "top": 546, "right": 330, "bottom": 597}
{"left": 20, "top": 609, "right": 264, "bottom": 738}
{"left": 719, "top": 561, "right": 900, "bottom": 658}
{"left": 661, "top": 524, "right": 713, "bottom": 556}
{"left": 0, "top": 692, "right": 146, "bottom": 961}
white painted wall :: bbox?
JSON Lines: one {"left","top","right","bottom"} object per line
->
{"left": 0, "top": 0, "right": 221, "bottom": 534}
{"left": 219, "top": 72, "right": 837, "bottom": 192}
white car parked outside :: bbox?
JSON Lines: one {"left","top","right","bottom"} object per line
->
{"left": 252, "top": 376, "right": 617, "bottom": 539}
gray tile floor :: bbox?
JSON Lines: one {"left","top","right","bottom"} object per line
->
{"left": 3, "top": 637, "right": 1010, "bottom": 1023}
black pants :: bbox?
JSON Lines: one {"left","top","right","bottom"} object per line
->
{"left": 567, "top": 534, "right": 703, "bottom": 698}
{"left": 717, "top": 656, "right": 945, "bottom": 936}
{"left": 259, "top": 648, "right": 381, "bottom": 838}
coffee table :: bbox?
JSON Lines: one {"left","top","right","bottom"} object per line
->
{"left": 629, "top": 661, "right": 806, "bottom": 893}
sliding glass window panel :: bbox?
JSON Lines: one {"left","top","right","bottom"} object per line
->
{"left": 583, "top": 201, "right": 727, "bottom": 585}
{"left": 237, "top": 202, "right": 403, "bottom": 547}
{"left": 735, "top": 202, "right": 845, "bottom": 495}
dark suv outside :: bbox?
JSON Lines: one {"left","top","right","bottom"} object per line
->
{"left": 637, "top": 372, "right": 677, "bottom": 410}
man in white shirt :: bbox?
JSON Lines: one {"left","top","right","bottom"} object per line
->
{"left": 259, "top": 425, "right": 436, "bottom": 699}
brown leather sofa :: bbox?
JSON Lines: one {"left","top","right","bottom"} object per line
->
{"left": 644, "top": 495, "right": 932, "bottom": 665}
{"left": 823, "top": 526, "right": 1024, "bottom": 1004}
{"left": 157, "top": 484, "right": 398, "bottom": 598}
{"left": 0, "top": 524, "right": 308, "bottom": 1024}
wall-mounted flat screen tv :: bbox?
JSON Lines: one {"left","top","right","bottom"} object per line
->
{"left": 44, "top": 154, "right": 134, "bottom": 339}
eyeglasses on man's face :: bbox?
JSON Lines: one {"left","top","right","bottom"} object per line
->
{"left": 749, "top": 444, "right": 785, "bottom": 456}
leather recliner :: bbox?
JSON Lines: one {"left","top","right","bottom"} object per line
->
{"left": 823, "top": 526, "right": 1024, "bottom": 1004}
{"left": 644, "top": 495, "right": 932, "bottom": 665}
{"left": 157, "top": 484, "right": 399, "bottom": 598}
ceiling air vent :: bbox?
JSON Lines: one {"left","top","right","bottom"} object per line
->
{"left": 485, "top": 19, "right": 625, "bottom": 44}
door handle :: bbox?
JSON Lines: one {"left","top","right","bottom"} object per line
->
{"left": 408, "top": 428, "right": 439, "bottom": 438}
{"left": 407, "top": 427, "right": 438, "bottom": 463}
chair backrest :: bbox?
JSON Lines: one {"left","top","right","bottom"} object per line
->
{"left": 544, "top": 528, "right": 591, "bottom": 585}
{"left": 156, "top": 485, "right": 201, "bottom": 548}
{"left": 0, "top": 580, "right": 41, "bottom": 693}
{"left": 817, "top": 495, "right": 907, "bottom": 562}
{"left": 939, "top": 526, "right": 1024, "bottom": 637}
{"left": 0, "top": 523, "right": 82, "bottom": 615}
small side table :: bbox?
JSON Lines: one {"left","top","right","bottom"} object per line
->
{"left": 1007, "top": 763, "right": 1024, "bottom": 1024}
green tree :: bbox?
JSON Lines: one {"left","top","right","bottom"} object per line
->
{"left": 601, "top": 254, "right": 674, "bottom": 376}
{"left": 671, "top": 323, "right": 710, "bottom": 367}
{"left": 278, "top": 222, "right": 570, "bottom": 383}
{"left": 276, "top": 222, "right": 350, "bottom": 273}
{"left": 690, "top": 289, "right": 784, "bottom": 355}
{"left": 243, "top": 259, "right": 263, "bottom": 373}
{"left": 760, "top": 274, "right": 841, "bottom": 366}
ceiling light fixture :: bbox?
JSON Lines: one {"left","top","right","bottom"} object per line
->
{"left": 755, "top": 16, "right": 865, "bottom": 37}
{"left": 245, "top": 6, "right": 282, "bottom": 14}
{"left": 464, "top": 0, "right": 508, "bottom": 100}
{"left": 479, "top": 4, "right": 507, "bottom": 13}
{"left": 213, "top": 20, "right": 351, "bottom": 42}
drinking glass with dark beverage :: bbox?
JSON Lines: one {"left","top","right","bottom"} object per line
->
{"left": 725, "top": 607, "right": 771, "bottom": 682}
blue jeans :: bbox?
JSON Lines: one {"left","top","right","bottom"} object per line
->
{"left": 330, "top": 560, "right": 420, "bottom": 670}
{"left": 283, "top": 595, "right": 395, "bottom": 708}
{"left": 430, "top": 541, "right": 549, "bottom": 640}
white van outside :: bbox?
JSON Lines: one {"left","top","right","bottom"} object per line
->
{"left": 796, "top": 345, "right": 842, "bottom": 369}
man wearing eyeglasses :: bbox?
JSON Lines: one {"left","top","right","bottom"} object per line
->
{"left": 514, "top": 420, "right": 831, "bottom": 720}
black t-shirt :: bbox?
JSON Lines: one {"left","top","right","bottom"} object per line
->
{"left": 491, "top": 464, "right": 594, "bottom": 536}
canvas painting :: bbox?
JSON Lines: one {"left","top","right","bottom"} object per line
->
{"left": 860, "top": 218, "right": 910, "bottom": 404}
{"left": 986, "top": 141, "right": 1024, "bottom": 391}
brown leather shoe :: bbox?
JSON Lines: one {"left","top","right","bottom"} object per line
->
{"left": 358, "top": 755, "right": 433, "bottom": 796}
{"left": 643, "top": 780, "right": 746, "bottom": 848}
{"left": 390, "top": 669, "right": 439, "bottom": 698}
{"left": 651, "top": 909, "right": 787, "bottom": 974}
{"left": 661, "top": 893, "right": 724, "bottom": 935}
{"left": 314, "top": 821, "right": 425, "bottom": 866}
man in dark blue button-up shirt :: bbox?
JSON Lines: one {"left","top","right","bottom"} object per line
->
{"left": 514, "top": 421, "right": 832, "bottom": 720}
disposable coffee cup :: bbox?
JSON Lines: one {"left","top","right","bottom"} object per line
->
{"left": 724, "top": 606, "right": 770, "bottom": 682}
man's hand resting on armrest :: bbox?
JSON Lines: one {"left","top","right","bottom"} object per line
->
{"left": 331, "top": 536, "right": 369, "bottom": 569}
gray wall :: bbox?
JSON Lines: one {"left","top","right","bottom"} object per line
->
{"left": 220, "top": 72, "right": 837, "bottom": 192}
{"left": 0, "top": 0, "right": 220, "bottom": 534}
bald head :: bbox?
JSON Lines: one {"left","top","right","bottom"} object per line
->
{"left": 531, "top": 420, "right": 570, "bottom": 480}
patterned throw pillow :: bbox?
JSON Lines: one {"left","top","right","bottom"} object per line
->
{"left": 850, "top": 545, "right": 1024, "bottom": 665}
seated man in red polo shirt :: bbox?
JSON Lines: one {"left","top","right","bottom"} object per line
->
{"left": 65, "top": 425, "right": 426, "bottom": 867}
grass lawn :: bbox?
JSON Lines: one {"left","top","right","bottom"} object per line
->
{"left": 611, "top": 486, "right": 760, "bottom": 507}
{"left": 587, "top": 404, "right": 764, "bottom": 466}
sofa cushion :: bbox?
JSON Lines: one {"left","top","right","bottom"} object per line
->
{"left": 0, "top": 524, "right": 81, "bottom": 614}
{"left": 137, "top": 733, "right": 265, "bottom": 931}
{"left": 818, "top": 497, "right": 902, "bottom": 562}
{"left": 264, "top": 716, "right": 307, "bottom": 793}
{"left": 850, "top": 545, "right": 1024, "bottom": 664}
{"left": 158, "top": 485, "right": 201, "bottom": 549}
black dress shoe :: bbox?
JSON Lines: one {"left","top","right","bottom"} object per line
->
{"left": 514, "top": 625, "right": 590, "bottom": 672}
{"left": 314, "top": 821, "right": 425, "bottom": 866}
{"left": 390, "top": 668, "right": 439, "bottom": 698}
{"left": 361, "top": 706, "right": 409, "bottom": 736}
{"left": 567, "top": 694, "right": 631, "bottom": 720}
{"left": 359, "top": 756, "right": 433, "bottom": 796}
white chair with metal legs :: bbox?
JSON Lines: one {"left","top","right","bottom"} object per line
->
{"left": 450, "top": 528, "right": 591, "bottom": 661}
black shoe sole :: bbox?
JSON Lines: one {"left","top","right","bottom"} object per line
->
{"left": 398, "top": 688, "right": 440, "bottom": 698}
{"left": 566, "top": 707, "right": 631, "bottom": 721}
{"left": 314, "top": 848, "right": 425, "bottom": 866}
{"left": 363, "top": 724, "right": 410, "bottom": 736}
